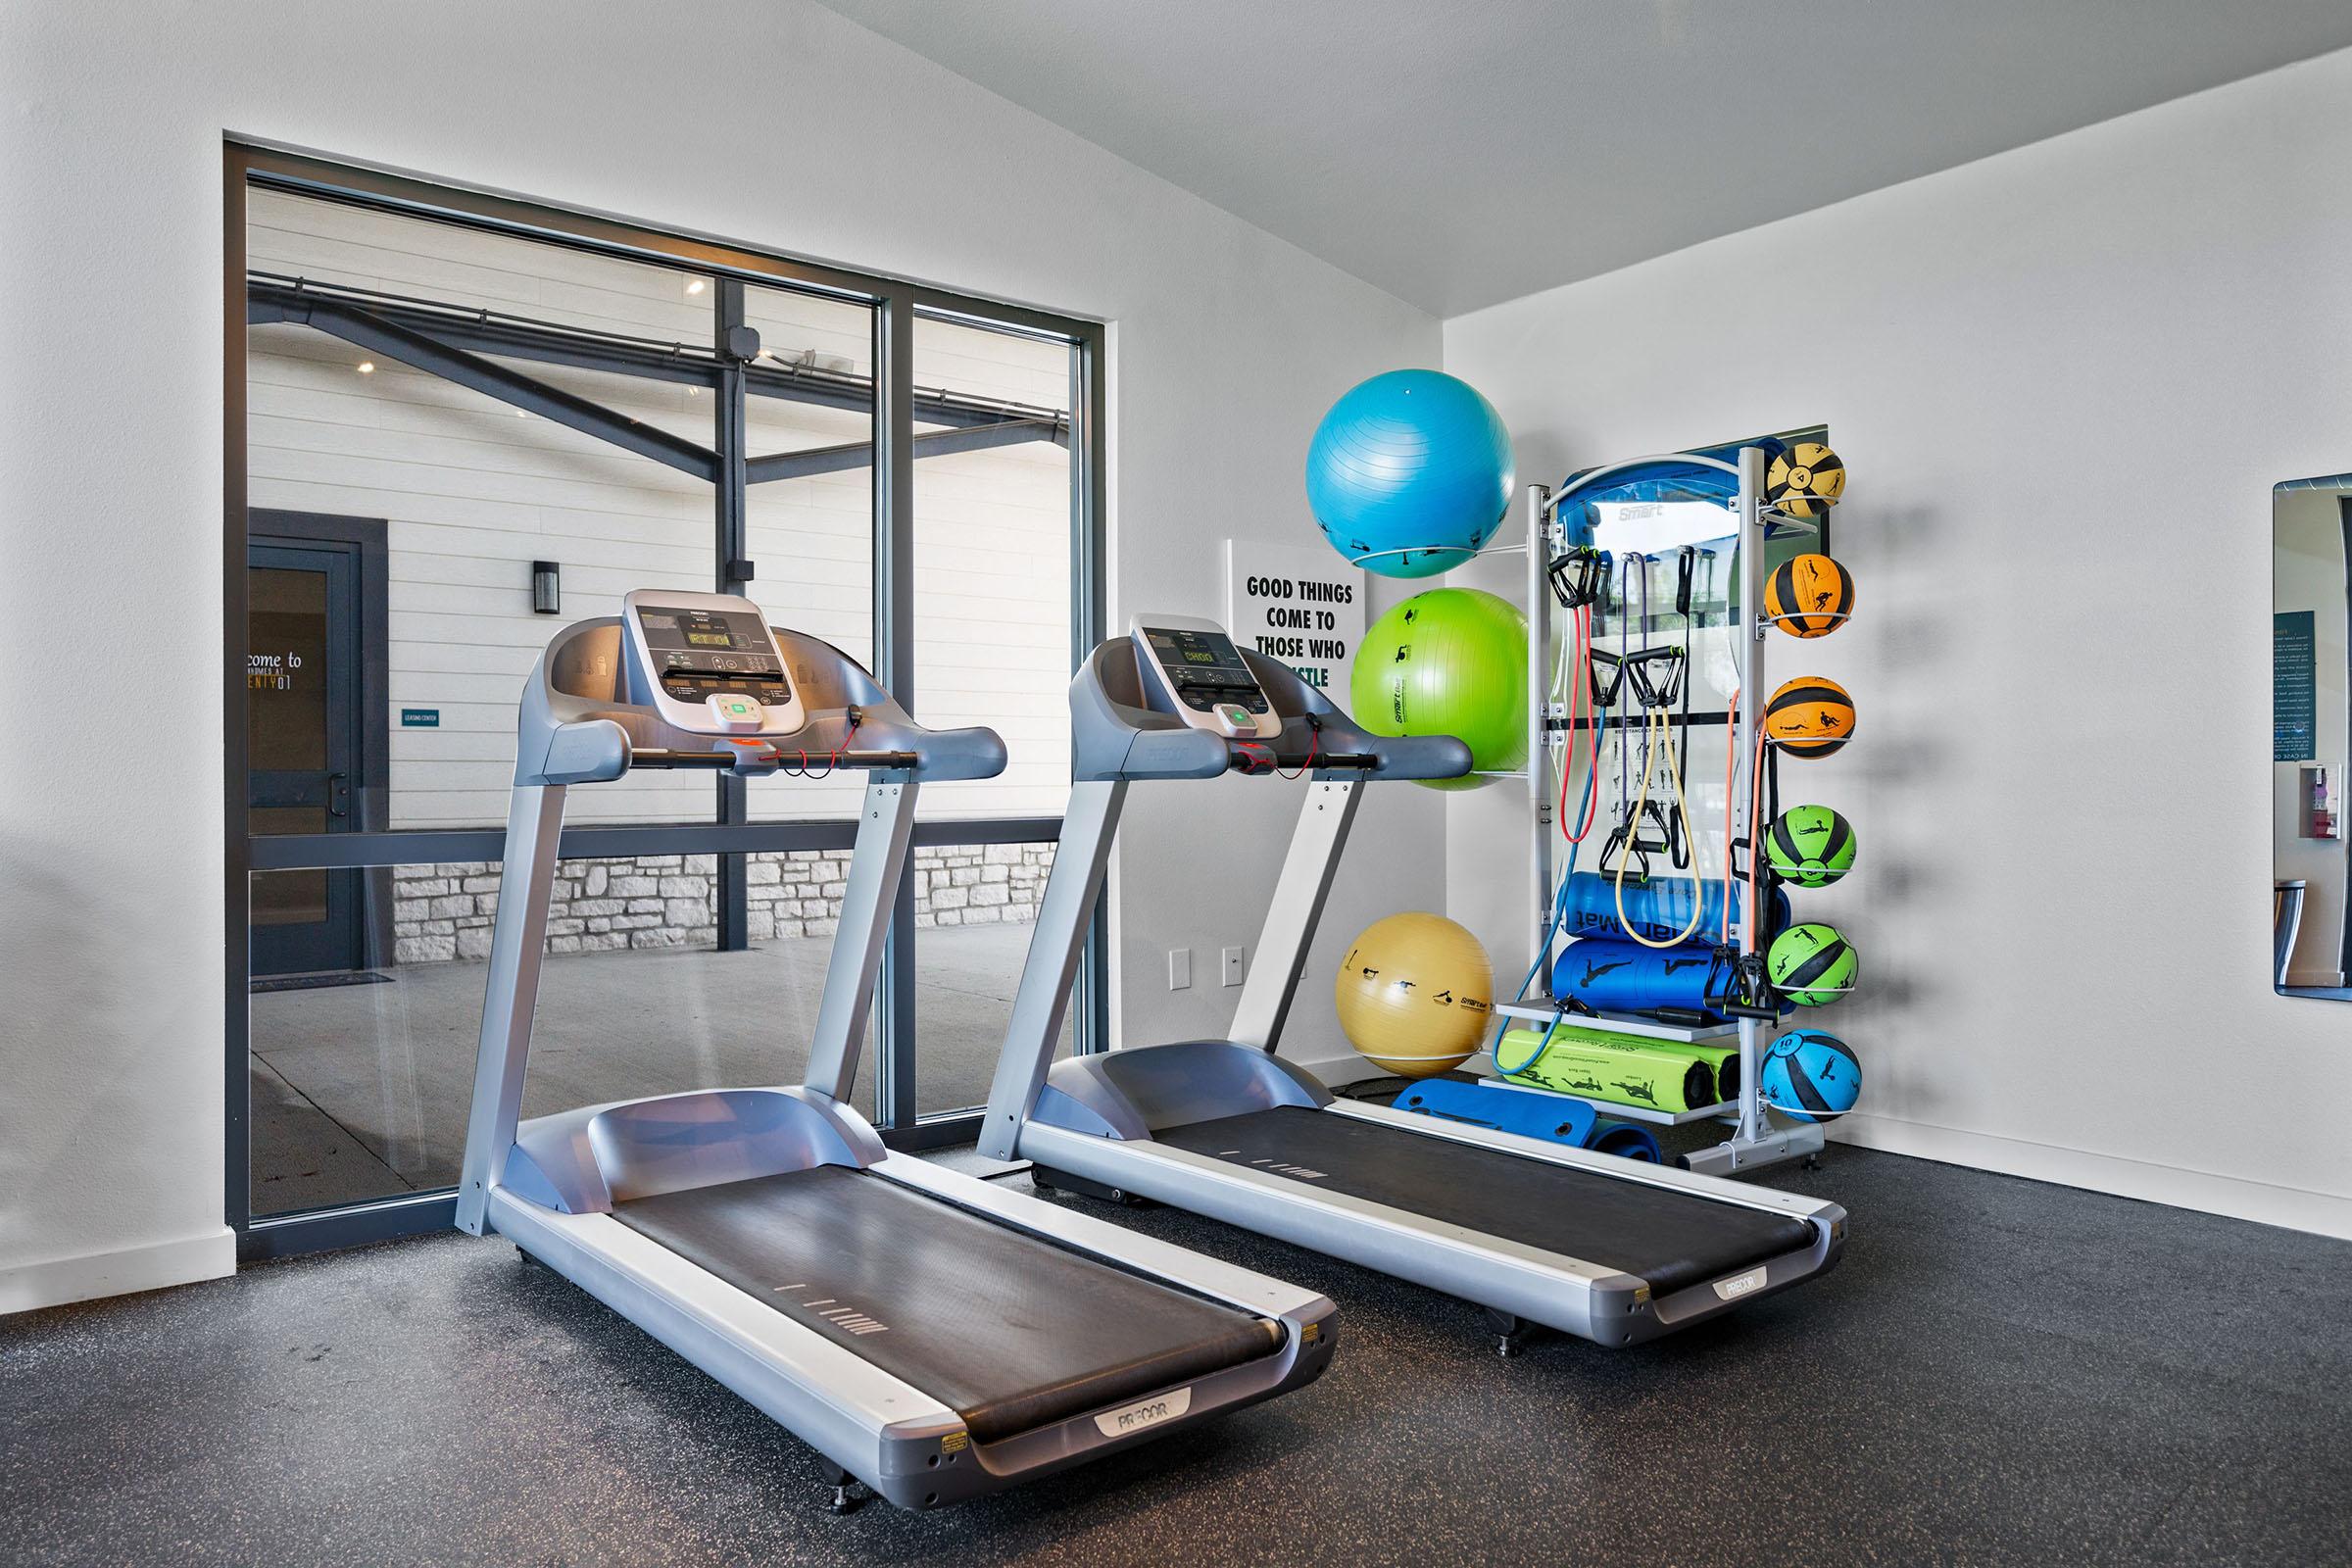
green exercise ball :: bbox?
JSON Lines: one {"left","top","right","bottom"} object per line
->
{"left": 1351, "top": 587, "right": 1527, "bottom": 792}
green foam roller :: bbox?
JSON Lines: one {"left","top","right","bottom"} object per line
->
{"left": 1651, "top": 1039, "right": 1740, "bottom": 1103}
{"left": 1509, "top": 1023, "right": 1738, "bottom": 1103}
{"left": 1496, "top": 1026, "right": 1718, "bottom": 1113}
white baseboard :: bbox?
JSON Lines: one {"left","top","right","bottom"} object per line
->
{"left": 1293, "top": 1049, "right": 1390, "bottom": 1087}
{"left": 1827, "top": 1114, "right": 2352, "bottom": 1242}
{"left": 2283, "top": 966, "right": 2345, "bottom": 989}
{"left": 1, "top": 1225, "right": 236, "bottom": 1315}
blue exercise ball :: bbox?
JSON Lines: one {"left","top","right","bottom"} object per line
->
{"left": 1760, "top": 1030, "right": 1862, "bottom": 1123}
{"left": 1306, "top": 369, "right": 1515, "bottom": 578}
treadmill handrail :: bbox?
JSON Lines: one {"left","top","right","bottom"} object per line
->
{"left": 1070, "top": 638, "right": 1470, "bottom": 783}
{"left": 520, "top": 618, "right": 1007, "bottom": 787}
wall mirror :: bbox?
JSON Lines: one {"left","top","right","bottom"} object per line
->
{"left": 2276, "top": 473, "right": 2352, "bottom": 998}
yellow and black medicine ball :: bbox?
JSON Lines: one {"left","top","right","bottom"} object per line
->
{"left": 1766, "top": 442, "right": 1845, "bottom": 519}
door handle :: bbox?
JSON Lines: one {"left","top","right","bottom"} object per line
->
{"left": 326, "top": 771, "right": 351, "bottom": 820}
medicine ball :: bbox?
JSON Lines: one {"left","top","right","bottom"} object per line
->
{"left": 1763, "top": 553, "right": 1854, "bottom": 638}
{"left": 1760, "top": 1030, "right": 1861, "bottom": 1122}
{"left": 1767, "top": 922, "right": 1858, "bottom": 1006}
{"left": 1764, "top": 677, "right": 1855, "bottom": 757}
{"left": 1765, "top": 805, "right": 1857, "bottom": 889}
{"left": 1765, "top": 441, "right": 1845, "bottom": 519}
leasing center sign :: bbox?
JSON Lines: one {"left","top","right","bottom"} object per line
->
{"left": 1224, "top": 540, "right": 1364, "bottom": 693}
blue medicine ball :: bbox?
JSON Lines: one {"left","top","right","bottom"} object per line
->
{"left": 1760, "top": 1030, "right": 1861, "bottom": 1123}
{"left": 1305, "top": 369, "right": 1515, "bottom": 578}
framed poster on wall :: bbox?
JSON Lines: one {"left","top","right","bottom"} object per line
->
{"left": 1224, "top": 539, "right": 1364, "bottom": 696}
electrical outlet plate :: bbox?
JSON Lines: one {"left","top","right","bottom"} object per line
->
{"left": 1168, "top": 949, "right": 1193, "bottom": 990}
{"left": 1221, "top": 947, "right": 1247, "bottom": 987}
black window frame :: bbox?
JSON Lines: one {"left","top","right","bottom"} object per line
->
{"left": 224, "top": 141, "right": 1107, "bottom": 1258}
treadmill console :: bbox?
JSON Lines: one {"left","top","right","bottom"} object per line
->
{"left": 622, "top": 588, "right": 807, "bottom": 735}
{"left": 1130, "top": 614, "right": 1282, "bottom": 739}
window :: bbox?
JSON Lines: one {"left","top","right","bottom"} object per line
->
{"left": 228, "top": 148, "right": 1102, "bottom": 1254}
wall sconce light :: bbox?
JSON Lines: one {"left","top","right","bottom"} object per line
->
{"left": 532, "top": 561, "right": 562, "bottom": 615}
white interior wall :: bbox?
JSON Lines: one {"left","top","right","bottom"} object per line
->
{"left": 1445, "top": 45, "right": 2352, "bottom": 1239}
{"left": 0, "top": 0, "right": 1437, "bottom": 1312}
{"left": 2271, "top": 485, "right": 2350, "bottom": 984}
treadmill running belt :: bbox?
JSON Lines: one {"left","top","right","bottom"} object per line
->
{"left": 1156, "top": 1106, "right": 1814, "bottom": 1298}
{"left": 612, "top": 1166, "right": 1279, "bottom": 1443}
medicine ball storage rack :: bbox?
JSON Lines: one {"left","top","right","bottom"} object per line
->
{"left": 1497, "top": 442, "right": 1832, "bottom": 1175}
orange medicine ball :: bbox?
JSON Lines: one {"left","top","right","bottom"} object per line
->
{"left": 1764, "top": 554, "right": 1854, "bottom": 638}
{"left": 1764, "top": 676, "right": 1855, "bottom": 757}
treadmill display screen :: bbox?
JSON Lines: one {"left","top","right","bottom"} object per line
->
{"left": 1141, "top": 625, "right": 1269, "bottom": 714}
{"left": 640, "top": 609, "right": 783, "bottom": 676}
{"left": 637, "top": 606, "right": 792, "bottom": 706}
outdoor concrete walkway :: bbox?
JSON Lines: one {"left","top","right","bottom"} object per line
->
{"left": 249, "top": 922, "right": 1062, "bottom": 1215}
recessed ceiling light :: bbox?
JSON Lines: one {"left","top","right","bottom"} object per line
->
{"left": 685, "top": 278, "right": 707, "bottom": 296}
{"left": 356, "top": 361, "right": 375, "bottom": 374}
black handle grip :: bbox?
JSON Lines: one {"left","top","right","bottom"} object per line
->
{"left": 629, "top": 746, "right": 920, "bottom": 770}
{"left": 1223, "top": 747, "right": 1380, "bottom": 773}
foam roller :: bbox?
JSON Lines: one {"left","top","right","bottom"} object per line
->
{"left": 1496, "top": 1025, "right": 1720, "bottom": 1112}
{"left": 1550, "top": 937, "right": 1730, "bottom": 1021}
{"left": 1554, "top": 872, "right": 1786, "bottom": 950}
{"left": 1395, "top": 1077, "right": 1663, "bottom": 1162}
{"left": 1559, "top": 1027, "right": 1740, "bottom": 1104}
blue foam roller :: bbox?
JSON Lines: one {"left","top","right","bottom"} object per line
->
{"left": 1554, "top": 871, "right": 1785, "bottom": 950}
{"left": 1550, "top": 936, "right": 1731, "bottom": 1021}
{"left": 1395, "top": 1077, "right": 1664, "bottom": 1163}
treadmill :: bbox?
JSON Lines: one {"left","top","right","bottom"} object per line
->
{"left": 979, "top": 614, "right": 1846, "bottom": 1352}
{"left": 457, "top": 591, "right": 1336, "bottom": 1510}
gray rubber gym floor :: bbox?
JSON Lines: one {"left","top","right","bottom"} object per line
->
{"left": 7, "top": 1146, "right": 2351, "bottom": 1567}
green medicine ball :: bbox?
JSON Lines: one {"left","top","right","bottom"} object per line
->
{"left": 1765, "top": 805, "right": 1857, "bottom": 889}
{"left": 1768, "top": 922, "right": 1858, "bottom": 1006}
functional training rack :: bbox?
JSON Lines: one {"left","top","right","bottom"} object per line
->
{"left": 1506, "top": 444, "right": 1825, "bottom": 1175}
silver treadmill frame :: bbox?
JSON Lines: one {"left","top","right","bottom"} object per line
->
{"left": 457, "top": 617, "right": 1335, "bottom": 1509}
{"left": 981, "top": 767, "right": 1846, "bottom": 1348}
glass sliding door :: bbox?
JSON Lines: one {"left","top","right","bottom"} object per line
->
{"left": 906, "top": 312, "right": 1087, "bottom": 1119}
{"left": 227, "top": 146, "right": 1102, "bottom": 1253}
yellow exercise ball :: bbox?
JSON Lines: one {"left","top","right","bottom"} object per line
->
{"left": 1335, "top": 912, "right": 1494, "bottom": 1079}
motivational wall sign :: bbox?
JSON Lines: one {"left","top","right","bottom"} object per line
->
{"left": 1224, "top": 539, "right": 1364, "bottom": 693}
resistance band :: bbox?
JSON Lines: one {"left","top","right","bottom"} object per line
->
{"left": 1555, "top": 601, "right": 1602, "bottom": 856}
{"left": 1611, "top": 700, "right": 1703, "bottom": 948}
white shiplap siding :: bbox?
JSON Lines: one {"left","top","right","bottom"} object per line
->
{"left": 247, "top": 189, "right": 1074, "bottom": 830}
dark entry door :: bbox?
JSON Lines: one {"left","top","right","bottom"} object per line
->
{"left": 249, "top": 542, "right": 365, "bottom": 975}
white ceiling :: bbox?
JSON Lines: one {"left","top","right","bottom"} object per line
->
{"left": 814, "top": 0, "right": 2352, "bottom": 316}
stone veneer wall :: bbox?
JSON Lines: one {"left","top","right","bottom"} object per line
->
{"left": 392, "top": 844, "right": 1054, "bottom": 963}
